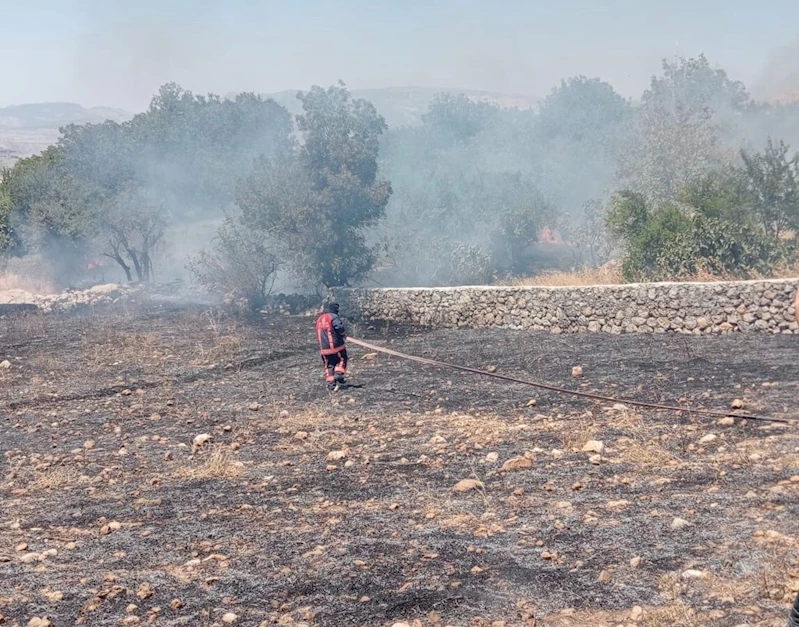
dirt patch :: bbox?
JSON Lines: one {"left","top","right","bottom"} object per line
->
{"left": 1, "top": 302, "right": 797, "bottom": 626}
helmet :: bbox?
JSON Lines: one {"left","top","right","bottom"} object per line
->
{"left": 327, "top": 301, "right": 340, "bottom": 314}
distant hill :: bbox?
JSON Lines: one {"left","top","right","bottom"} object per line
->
{"left": 0, "top": 102, "right": 132, "bottom": 167}
{"left": 262, "top": 86, "right": 539, "bottom": 128}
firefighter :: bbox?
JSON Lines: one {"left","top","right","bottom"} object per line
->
{"left": 316, "top": 300, "right": 348, "bottom": 391}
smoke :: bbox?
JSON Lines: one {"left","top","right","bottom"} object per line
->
{"left": 753, "top": 38, "right": 799, "bottom": 103}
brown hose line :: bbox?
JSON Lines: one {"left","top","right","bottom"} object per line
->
{"left": 347, "top": 337, "right": 793, "bottom": 425}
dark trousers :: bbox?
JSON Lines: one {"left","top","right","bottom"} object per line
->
{"left": 322, "top": 349, "right": 348, "bottom": 383}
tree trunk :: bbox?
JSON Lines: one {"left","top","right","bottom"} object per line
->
{"left": 103, "top": 249, "right": 133, "bottom": 282}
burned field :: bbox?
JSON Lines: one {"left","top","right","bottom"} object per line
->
{"left": 1, "top": 303, "right": 798, "bottom": 627}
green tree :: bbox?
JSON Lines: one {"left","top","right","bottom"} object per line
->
{"left": 607, "top": 179, "right": 794, "bottom": 281}
{"left": 0, "top": 170, "right": 14, "bottom": 256}
{"left": 239, "top": 83, "right": 392, "bottom": 287}
{"left": 741, "top": 138, "right": 799, "bottom": 238}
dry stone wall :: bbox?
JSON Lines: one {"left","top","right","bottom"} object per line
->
{"left": 334, "top": 279, "right": 799, "bottom": 335}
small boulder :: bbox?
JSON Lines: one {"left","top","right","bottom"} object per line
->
{"left": 581, "top": 440, "right": 605, "bottom": 454}
{"left": 192, "top": 434, "right": 212, "bottom": 450}
{"left": 571, "top": 366, "right": 583, "bottom": 378}
{"left": 452, "top": 478, "right": 483, "bottom": 493}
{"left": 501, "top": 456, "right": 532, "bottom": 472}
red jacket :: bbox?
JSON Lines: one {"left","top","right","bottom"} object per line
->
{"left": 316, "top": 311, "right": 347, "bottom": 355}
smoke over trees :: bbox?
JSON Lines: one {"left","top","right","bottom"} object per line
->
{"left": 0, "top": 54, "right": 798, "bottom": 296}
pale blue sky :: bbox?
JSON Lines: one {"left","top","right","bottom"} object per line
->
{"left": 1, "top": 0, "right": 798, "bottom": 110}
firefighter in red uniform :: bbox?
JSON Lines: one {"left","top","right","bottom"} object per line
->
{"left": 316, "top": 301, "right": 348, "bottom": 391}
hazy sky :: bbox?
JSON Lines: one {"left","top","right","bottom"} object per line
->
{"left": 2, "top": 0, "right": 798, "bottom": 110}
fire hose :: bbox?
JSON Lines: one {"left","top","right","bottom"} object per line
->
{"left": 346, "top": 337, "right": 793, "bottom": 425}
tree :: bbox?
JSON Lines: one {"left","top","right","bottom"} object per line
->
{"left": 238, "top": 83, "right": 392, "bottom": 288}
{"left": 618, "top": 55, "right": 749, "bottom": 202}
{"left": 488, "top": 173, "right": 551, "bottom": 272}
{"left": 422, "top": 93, "right": 498, "bottom": 144}
{"left": 538, "top": 76, "right": 629, "bottom": 142}
{"left": 741, "top": 138, "right": 799, "bottom": 238}
{"left": 101, "top": 187, "right": 168, "bottom": 282}
{"left": 607, "top": 180, "right": 794, "bottom": 281}
{"left": 566, "top": 199, "right": 615, "bottom": 267}
{"left": 0, "top": 170, "right": 14, "bottom": 256}
{"left": 1, "top": 149, "right": 102, "bottom": 283}
{"left": 188, "top": 216, "right": 282, "bottom": 311}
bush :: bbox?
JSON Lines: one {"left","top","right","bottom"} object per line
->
{"left": 607, "top": 185, "right": 795, "bottom": 282}
{"left": 189, "top": 217, "right": 282, "bottom": 311}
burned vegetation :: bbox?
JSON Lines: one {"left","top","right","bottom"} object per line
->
{"left": 1, "top": 302, "right": 798, "bottom": 627}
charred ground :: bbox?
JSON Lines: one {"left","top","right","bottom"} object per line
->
{"left": 1, "top": 302, "right": 798, "bottom": 627}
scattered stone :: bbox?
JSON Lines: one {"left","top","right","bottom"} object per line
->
{"left": 598, "top": 569, "right": 612, "bottom": 583}
{"left": 20, "top": 553, "right": 40, "bottom": 564}
{"left": 630, "top": 606, "right": 643, "bottom": 621}
{"left": 136, "top": 583, "right": 154, "bottom": 600}
{"left": 717, "top": 417, "right": 735, "bottom": 426}
{"left": 43, "top": 590, "right": 63, "bottom": 603}
{"left": 526, "top": 399, "right": 537, "bottom": 407}
{"left": 428, "top": 435, "right": 447, "bottom": 445}
{"left": 169, "top": 599, "right": 184, "bottom": 610}
{"left": 571, "top": 366, "right": 583, "bottom": 378}
{"left": 361, "top": 352, "right": 378, "bottom": 360}
{"left": 485, "top": 365, "right": 497, "bottom": 373}
{"left": 581, "top": 440, "right": 605, "bottom": 454}
{"left": 83, "top": 440, "right": 96, "bottom": 449}
{"left": 326, "top": 450, "right": 348, "bottom": 461}
{"left": 27, "top": 618, "right": 51, "bottom": 627}
{"left": 671, "top": 517, "right": 692, "bottom": 530}
{"left": 452, "top": 479, "right": 483, "bottom": 493}
{"left": 192, "top": 434, "right": 212, "bottom": 450}
{"left": 501, "top": 456, "right": 532, "bottom": 472}
{"left": 699, "top": 434, "right": 718, "bottom": 443}
{"left": 589, "top": 454, "right": 602, "bottom": 465}
{"left": 248, "top": 402, "right": 261, "bottom": 411}
{"left": 630, "top": 556, "right": 642, "bottom": 568}
{"left": 221, "top": 613, "right": 238, "bottom": 624}
{"left": 294, "top": 431, "right": 309, "bottom": 440}
{"left": 485, "top": 452, "right": 499, "bottom": 463}
{"left": 108, "top": 521, "right": 122, "bottom": 531}
{"left": 682, "top": 569, "right": 706, "bottom": 579}
{"left": 730, "top": 399, "right": 745, "bottom": 409}
{"left": 0, "top": 360, "right": 11, "bottom": 370}
{"left": 15, "top": 543, "right": 28, "bottom": 552}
